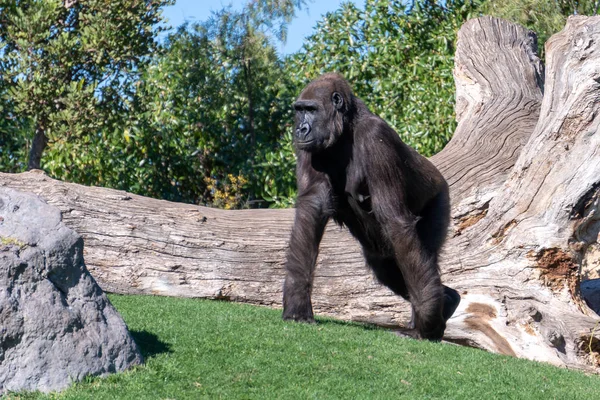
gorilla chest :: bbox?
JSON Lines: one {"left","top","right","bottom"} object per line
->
{"left": 331, "top": 172, "right": 376, "bottom": 229}
{"left": 313, "top": 153, "right": 378, "bottom": 233}
{"left": 334, "top": 190, "right": 387, "bottom": 252}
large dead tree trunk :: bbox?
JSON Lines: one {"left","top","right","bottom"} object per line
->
{"left": 2, "top": 16, "right": 600, "bottom": 371}
{"left": 432, "top": 16, "right": 600, "bottom": 370}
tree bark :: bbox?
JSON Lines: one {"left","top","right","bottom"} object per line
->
{"left": 2, "top": 16, "right": 600, "bottom": 371}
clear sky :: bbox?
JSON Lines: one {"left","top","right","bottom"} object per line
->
{"left": 161, "top": 0, "right": 366, "bottom": 55}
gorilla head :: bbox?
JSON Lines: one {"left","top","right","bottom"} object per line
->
{"left": 293, "top": 73, "right": 355, "bottom": 152}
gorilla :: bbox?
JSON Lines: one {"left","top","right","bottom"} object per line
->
{"left": 282, "top": 73, "right": 460, "bottom": 340}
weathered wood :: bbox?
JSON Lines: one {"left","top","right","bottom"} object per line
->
{"left": 1, "top": 16, "right": 600, "bottom": 371}
{"left": 431, "top": 16, "right": 544, "bottom": 211}
{"left": 438, "top": 15, "right": 600, "bottom": 370}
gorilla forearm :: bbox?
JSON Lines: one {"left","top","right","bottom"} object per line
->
{"left": 283, "top": 198, "right": 328, "bottom": 322}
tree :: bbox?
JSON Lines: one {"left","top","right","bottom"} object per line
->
{"left": 0, "top": 83, "right": 29, "bottom": 172}
{"left": 0, "top": 0, "right": 173, "bottom": 171}
{"left": 130, "top": 0, "right": 308, "bottom": 207}
{"left": 0, "top": 1, "right": 482, "bottom": 209}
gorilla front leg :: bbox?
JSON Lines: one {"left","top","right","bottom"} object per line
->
{"left": 404, "top": 273, "right": 445, "bottom": 340}
{"left": 283, "top": 202, "right": 328, "bottom": 322}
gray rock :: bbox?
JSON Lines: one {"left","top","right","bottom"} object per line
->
{"left": 0, "top": 188, "right": 143, "bottom": 395}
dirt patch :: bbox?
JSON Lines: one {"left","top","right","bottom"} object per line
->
{"left": 531, "top": 248, "right": 578, "bottom": 294}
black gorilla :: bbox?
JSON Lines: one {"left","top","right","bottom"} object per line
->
{"left": 282, "top": 73, "right": 460, "bottom": 340}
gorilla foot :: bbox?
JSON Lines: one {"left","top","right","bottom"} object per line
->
{"left": 282, "top": 304, "right": 315, "bottom": 323}
{"left": 442, "top": 286, "right": 461, "bottom": 322}
{"left": 282, "top": 314, "right": 316, "bottom": 323}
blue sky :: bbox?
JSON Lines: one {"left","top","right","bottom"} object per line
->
{"left": 161, "top": 0, "right": 366, "bottom": 54}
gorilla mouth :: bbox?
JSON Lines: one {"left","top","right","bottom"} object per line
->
{"left": 296, "top": 140, "right": 315, "bottom": 148}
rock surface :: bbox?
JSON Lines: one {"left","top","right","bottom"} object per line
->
{"left": 0, "top": 188, "right": 142, "bottom": 395}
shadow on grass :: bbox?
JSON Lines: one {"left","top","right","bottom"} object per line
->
{"left": 130, "top": 330, "right": 172, "bottom": 358}
{"left": 314, "top": 317, "right": 383, "bottom": 331}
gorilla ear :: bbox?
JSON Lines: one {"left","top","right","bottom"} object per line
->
{"left": 332, "top": 92, "right": 344, "bottom": 110}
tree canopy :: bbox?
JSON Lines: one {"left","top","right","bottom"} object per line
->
{"left": 0, "top": 0, "right": 173, "bottom": 172}
{"left": 0, "top": 0, "right": 596, "bottom": 208}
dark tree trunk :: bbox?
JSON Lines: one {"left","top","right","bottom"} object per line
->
{"left": 244, "top": 62, "right": 256, "bottom": 148}
{"left": 27, "top": 126, "right": 47, "bottom": 171}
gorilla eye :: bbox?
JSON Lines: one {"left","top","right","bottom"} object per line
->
{"left": 294, "top": 101, "right": 318, "bottom": 112}
{"left": 332, "top": 92, "right": 343, "bottom": 110}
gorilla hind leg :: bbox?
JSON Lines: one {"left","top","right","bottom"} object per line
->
{"left": 364, "top": 253, "right": 409, "bottom": 299}
{"left": 416, "top": 190, "right": 461, "bottom": 324}
{"left": 364, "top": 188, "right": 460, "bottom": 339}
{"left": 364, "top": 253, "right": 420, "bottom": 331}
{"left": 366, "top": 254, "right": 455, "bottom": 333}
{"left": 416, "top": 189, "right": 450, "bottom": 259}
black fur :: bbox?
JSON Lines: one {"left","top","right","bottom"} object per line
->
{"left": 282, "top": 73, "right": 460, "bottom": 340}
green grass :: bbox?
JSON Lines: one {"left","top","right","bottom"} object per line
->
{"left": 8, "top": 295, "right": 600, "bottom": 399}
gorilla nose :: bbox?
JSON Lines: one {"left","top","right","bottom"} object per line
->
{"left": 297, "top": 123, "right": 311, "bottom": 140}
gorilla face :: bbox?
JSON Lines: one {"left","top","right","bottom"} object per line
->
{"left": 293, "top": 99, "right": 322, "bottom": 151}
{"left": 293, "top": 76, "right": 349, "bottom": 153}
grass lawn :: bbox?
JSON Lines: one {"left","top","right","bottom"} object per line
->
{"left": 7, "top": 294, "right": 600, "bottom": 399}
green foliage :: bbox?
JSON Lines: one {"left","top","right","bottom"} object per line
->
{"left": 0, "top": 88, "right": 28, "bottom": 172}
{"left": 9, "top": 295, "right": 600, "bottom": 399}
{"left": 205, "top": 173, "right": 249, "bottom": 209}
{"left": 0, "top": 0, "right": 173, "bottom": 172}
{"left": 0, "top": 0, "right": 484, "bottom": 208}
{"left": 129, "top": 2, "right": 306, "bottom": 206}
{"left": 481, "top": 0, "right": 600, "bottom": 49}
{"left": 257, "top": 128, "right": 297, "bottom": 208}
{"left": 241, "top": 0, "right": 311, "bottom": 43}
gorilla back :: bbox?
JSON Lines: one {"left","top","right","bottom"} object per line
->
{"left": 283, "top": 73, "right": 460, "bottom": 340}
